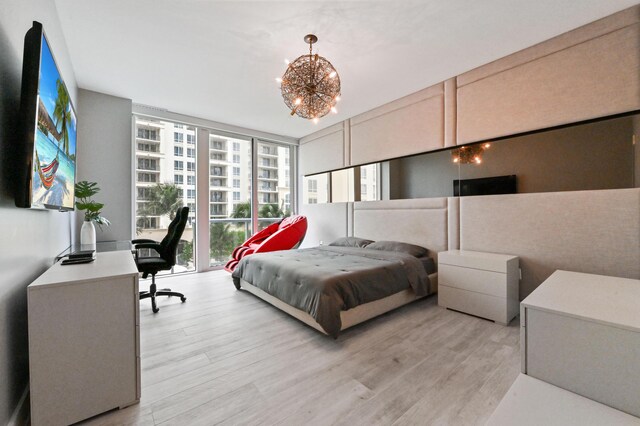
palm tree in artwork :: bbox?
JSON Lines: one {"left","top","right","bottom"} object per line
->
{"left": 53, "top": 79, "right": 71, "bottom": 155}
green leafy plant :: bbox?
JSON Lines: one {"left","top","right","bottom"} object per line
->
{"left": 75, "top": 180, "right": 110, "bottom": 229}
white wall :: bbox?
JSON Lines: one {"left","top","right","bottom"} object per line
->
{"left": 75, "top": 89, "right": 133, "bottom": 242}
{"left": 0, "top": 2, "right": 77, "bottom": 423}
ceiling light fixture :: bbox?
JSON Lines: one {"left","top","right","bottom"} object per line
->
{"left": 278, "top": 34, "right": 341, "bottom": 122}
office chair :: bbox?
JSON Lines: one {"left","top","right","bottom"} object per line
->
{"left": 133, "top": 206, "right": 189, "bottom": 313}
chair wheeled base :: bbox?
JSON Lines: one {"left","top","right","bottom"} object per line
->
{"left": 139, "top": 275, "right": 186, "bottom": 313}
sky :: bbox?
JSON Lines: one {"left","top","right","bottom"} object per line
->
{"left": 38, "top": 33, "right": 77, "bottom": 155}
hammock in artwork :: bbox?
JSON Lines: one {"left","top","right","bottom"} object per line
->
{"left": 35, "top": 149, "right": 59, "bottom": 189}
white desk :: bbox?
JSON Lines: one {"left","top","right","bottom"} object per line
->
{"left": 521, "top": 270, "right": 640, "bottom": 418}
{"left": 28, "top": 250, "right": 140, "bottom": 426}
{"left": 487, "top": 374, "right": 640, "bottom": 426}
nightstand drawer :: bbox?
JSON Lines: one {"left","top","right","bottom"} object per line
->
{"left": 439, "top": 263, "right": 507, "bottom": 297}
{"left": 439, "top": 285, "right": 511, "bottom": 324}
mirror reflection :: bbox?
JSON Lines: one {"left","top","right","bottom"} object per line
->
{"left": 303, "top": 113, "right": 639, "bottom": 204}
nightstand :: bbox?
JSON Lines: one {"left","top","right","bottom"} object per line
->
{"left": 438, "top": 250, "right": 519, "bottom": 325}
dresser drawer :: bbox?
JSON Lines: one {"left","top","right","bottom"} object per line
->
{"left": 439, "top": 263, "right": 507, "bottom": 297}
{"left": 439, "top": 284, "right": 514, "bottom": 324}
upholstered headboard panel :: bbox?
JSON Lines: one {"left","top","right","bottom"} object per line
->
{"left": 459, "top": 188, "right": 640, "bottom": 299}
{"left": 299, "top": 202, "right": 349, "bottom": 248}
{"left": 352, "top": 198, "right": 449, "bottom": 260}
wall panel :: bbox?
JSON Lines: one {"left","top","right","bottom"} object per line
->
{"left": 299, "top": 123, "right": 344, "bottom": 175}
{"left": 350, "top": 84, "right": 444, "bottom": 166}
{"left": 457, "top": 23, "right": 640, "bottom": 144}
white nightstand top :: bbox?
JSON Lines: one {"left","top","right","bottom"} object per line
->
{"left": 522, "top": 270, "right": 640, "bottom": 333}
{"left": 438, "top": 250, "right": 518, "bottom": 273}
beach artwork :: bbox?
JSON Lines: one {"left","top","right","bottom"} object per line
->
{"left": 31, "top": 34, "right": 76, "bottom": 209}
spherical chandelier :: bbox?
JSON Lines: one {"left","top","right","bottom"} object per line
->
{"left": 277, "top": 34, "right": 341, "bottom": 123}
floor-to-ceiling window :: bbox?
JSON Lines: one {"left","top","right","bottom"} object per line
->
{"left": 134, "top": 117, "right": 196, "bottom": 273}
{"left": 208, "top": 132, "right": 253, "bottom": 267}
{"left": 134, "top": 114, "right": 296, "bottom": 272}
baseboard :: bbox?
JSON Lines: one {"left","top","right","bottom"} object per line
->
{"left": 8, "top": 385, "right": 29, "bottom": 426}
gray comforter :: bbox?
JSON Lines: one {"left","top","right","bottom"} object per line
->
{"left": 231, "top": 246, "right": 431, "bottom": 338}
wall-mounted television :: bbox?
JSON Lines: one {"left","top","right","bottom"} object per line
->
{"left": 15, "top": 21, "right": 77, "bottom": 210}
{"left": 454, "top": 174, "right": 517, "bottom": 197}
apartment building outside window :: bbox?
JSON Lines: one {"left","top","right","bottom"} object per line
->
{"left": 134, "top": 115, "right": 295, "bottom": 272}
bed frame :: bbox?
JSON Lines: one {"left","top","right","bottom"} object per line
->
{"left": 237, "top": 197, "right": 451, "bottom": 336}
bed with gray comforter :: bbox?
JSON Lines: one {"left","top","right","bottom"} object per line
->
{"left": 231, "top": 246, "right": 431, "bottom": 338}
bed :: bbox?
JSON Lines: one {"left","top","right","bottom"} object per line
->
{"left": 232, "top": 197, "right": 451, "bottom": 337}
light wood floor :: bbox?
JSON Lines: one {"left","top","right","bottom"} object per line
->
{"left": 81, "top": 270, "right": 520, "bottom": 426}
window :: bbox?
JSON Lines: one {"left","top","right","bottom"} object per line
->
{"left": 233, "top": 179, "right": 240, "bottom": 188}
{"left": 174, "top": 132, "right": 184, "bottom": 143}
{"left": 136, "top": 217, "right": 158, "bottom": 229}
{"left": 233, "top": 191, "right": 240, "bottom": 201}
{"left": 174, "top": 146, "right": 184, "bottom": 156}
{"left": 174, "top": 174, "right": 184, "bottom": 184}
{"left": 308, "top": 198, "right": 317, "bottom": 204}
{"left": 174, "top": 124, "right": 183, "bottom": 129}
{"left": 137, "top": 158, "right": 157, "bottom": 170}
{"left": 137, "top": 142, "right": 159, "bottom": 152}
{"left": 137, "top": 128, "right": 157, "bottom": 140}
{"left": 211, "top": 166, "right": 223, "bottom": 176}
{"left": 210, "top": 140, "right": 224, "bottom": 150}
{"left": 174, "top": 160, "right": 184, "bottom": 171}
{"left": 187, "top": 162, "right": 195, "bottom": 172}
{"left": 361, "top": 184, "right": 367, "bottom": 195}
{"left": 187, "top": 175, "right": 195, "bottom": 185}
{"left": 137, "top": 172, "right": 158, "bottom": 183}
{"left": 187, "top": 147, "right": 195, "bottom": 158}
{"left": 137, "top": 187, "right": 153, "bottom": 200}
{"left": 233, "top": 167, "right": 240, "bottom": 176}
{"left": 233, "top": 142, "right": 240, "bottom": 151}
{"left": 187, "top": 189, "right": 196, "bottom": 199}
{"left": 361, "top": 168, "right": 367, "bottom": 179}
{"left": 233, "top": 154, "right": 240, "bottom": 163}
{"left": 187, "top": 134, "right": 195, "bottom": 144}
{"left": 308, "top": 180, "right": 317, "bottom": 193}
{"left": 178, "top": 188, "right": 183, "bottom": 197}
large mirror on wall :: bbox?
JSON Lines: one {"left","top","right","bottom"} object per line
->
{"left": 303, "top": 113, "right": 639, "bottom": 204}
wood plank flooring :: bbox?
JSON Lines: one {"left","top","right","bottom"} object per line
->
{"left": 80, "top": 270, "right": 520, "bottom": 426}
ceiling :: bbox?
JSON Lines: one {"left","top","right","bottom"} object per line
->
{"left": 54, "top": 0, "right": 639, "bottom": 139}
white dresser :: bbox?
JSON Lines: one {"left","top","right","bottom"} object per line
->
{"left": 438, "top": 250, "right": 519, "bottom": 325}
{"left": 28, "top": 250, "right": 140, "bottom": 426}
{"left": 520, "top": 270, "right": 640, "bottom": 418}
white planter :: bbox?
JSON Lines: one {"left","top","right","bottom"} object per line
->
{"left": 80, "top": 220, "right": 96, "bottom": 250}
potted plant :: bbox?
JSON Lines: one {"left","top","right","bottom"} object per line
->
{"left": 75, "top": 180, "right": 110, "bottom": 248}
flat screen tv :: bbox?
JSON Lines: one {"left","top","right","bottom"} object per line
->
{"left": 16, "top": 21, "right": 77, "bottom": 210}
{"left": 453, "top": 174, "right": 517, "bottom": 197}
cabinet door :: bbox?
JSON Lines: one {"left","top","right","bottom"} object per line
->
{"left": 350, "top": 83, "right": 445, "bottom": 166}
{"left": 29, "top": 276, "right": 138, "bottom": 425}
{"left": 299, "top": 123, "right": 345, "bottom": 175}
{"left": 457, "top": 24, "right": 640, "bottom": 144}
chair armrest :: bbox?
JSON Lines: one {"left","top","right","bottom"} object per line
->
{"left": 254, "top": 227, "right": 306, "bottom": 254}
{"left": 134, "top": 242, "right": 162, "bottom": 254}
{"left": 132, "top": 238, "right": 157, "bottom": 244}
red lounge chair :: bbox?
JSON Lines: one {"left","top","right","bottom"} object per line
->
{"left": 224, "top": 215, "right": 307, "bottom": 272}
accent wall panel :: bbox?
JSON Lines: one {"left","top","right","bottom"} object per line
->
{"left": 459, "top": 188, "right": 640, "bottom": 299}
{"left": 457, "top": 23, "right": 640, "bottom": 144}
{"left": 299, "top": 123, "right": 345, "bottom": 175}
{"left": 350, "top": 83, "right": 445, "bottom": 166}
